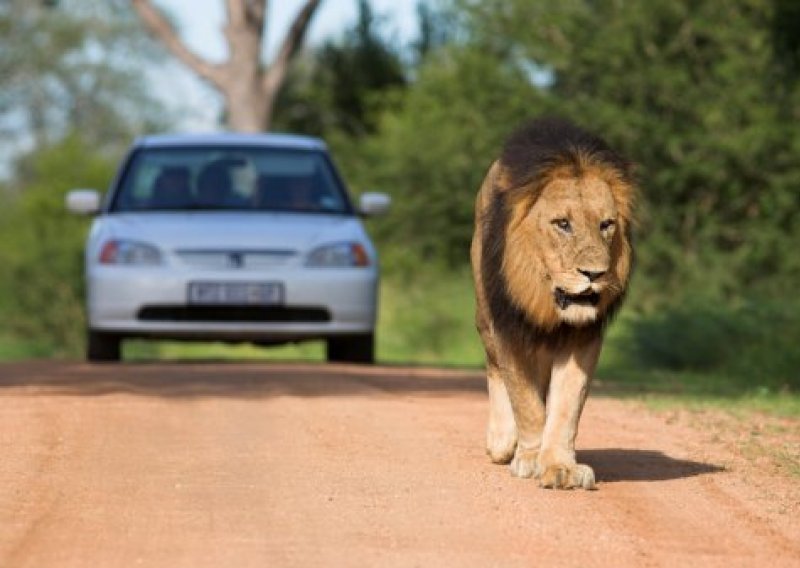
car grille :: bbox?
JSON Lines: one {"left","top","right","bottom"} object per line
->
{"left": 137, "top": 305, "right": 331, "bottom": 323}
{"left": 175, "top": 249, "right": 298, "bottom": 270}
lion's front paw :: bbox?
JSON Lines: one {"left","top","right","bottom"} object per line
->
{"left": 509, "top": 447, "right": 538, "bottom": 478}
{"left": 538, "top": 463, "right": 595, "bottom": 490}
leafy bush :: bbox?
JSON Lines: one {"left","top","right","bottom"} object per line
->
{"left": 624, "top": 298, "right": 800, "bottom": 391}
{"left": 377, "top": 268, "right": 483, "bottom": 365}
{"left": 0, "top": 135, "right": 116, "bottom": 357}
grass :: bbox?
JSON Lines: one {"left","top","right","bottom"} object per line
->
{"left": 595, "top": 374, "right": 800, "bottom": 418}
{"left": 125, "top": 338, "right": 324, "bottom": 362}
{"left": 597, "top": 324, "right": 800, "bottom": 418}
{"left": 0, "top": 334, "right": 50, "bottom": 360}
{"left": 375, "top": 268, "right": 483, "bottom": 366}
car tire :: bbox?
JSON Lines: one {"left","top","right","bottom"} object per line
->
{"left": 326, "top": 333, "right": 374, "bottom": 364}
{"left": 87, "top": 330, "right": 122, "bottom": 363}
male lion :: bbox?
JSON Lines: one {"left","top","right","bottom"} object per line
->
{"left": 471, "top": 118, "right": 635, "bottom": 490}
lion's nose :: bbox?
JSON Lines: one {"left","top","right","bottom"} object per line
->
{"left": 578, "top": 269, "right": 606, "bottom": 282}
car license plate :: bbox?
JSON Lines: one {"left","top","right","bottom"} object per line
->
{"left": 187, "top": 282, "right": 284, "bottom": 305}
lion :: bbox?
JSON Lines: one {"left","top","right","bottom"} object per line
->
{"left": 470, "top": 117, "right": 635, "bottom": 490}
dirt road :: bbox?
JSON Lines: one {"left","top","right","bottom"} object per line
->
{"left": 0, "top": 362, "right": 798, "bottom": 567}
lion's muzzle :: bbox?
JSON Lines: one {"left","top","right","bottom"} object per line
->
{"left": 554, "top": 287, "right": 600, "bottom": 310}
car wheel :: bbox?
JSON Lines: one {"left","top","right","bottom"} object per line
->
{"left": 326, "top": 333, "right": 374, "bottom": 364}
{"left": 87, "top": 330, "right": 122, "bottom": 362}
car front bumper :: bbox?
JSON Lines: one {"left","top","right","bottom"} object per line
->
{"left": 87, "top": 265, "right": 378, "bottom": 341}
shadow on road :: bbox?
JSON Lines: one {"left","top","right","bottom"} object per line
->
{"left": 0, "top": 361, "right": 487, "bottom": 399}
{"left": 579, "top": 448, "right": 726, "bottom": 483}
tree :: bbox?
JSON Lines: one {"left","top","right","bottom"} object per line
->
{"left": 272, "top": 0, "right": 407, "bottom": 137}
{"left": 0, "top": 135, "right": 116, "bottom": 356}
{"left": 362, "top": 0, "right": 800, "bottom": 296}
{"left": 131, "top": 0, "right": 322, "bottom": 132}
{"left": 354, "top": 43, "right": 541, "bottom": 267}
{"left": 0, "top": 0, "right": 167, "bottom": 159}
{"left": 412, "top": 1, "right": 453, "bottom": 63}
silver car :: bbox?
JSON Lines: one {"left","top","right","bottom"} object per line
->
{"left": 67, "top": 133, "right": 390, "bottom": 363}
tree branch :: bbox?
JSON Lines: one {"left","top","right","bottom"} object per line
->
{"left": 263, "top": 0, "right": 321, "bottom": 92}
{"left": 245, "top": 0, "right": 266, "bottom": 32}
{"left": 225, "top": 0, "right": 243, "bottom": 26}
{"left": 131, "top": 0, "right": 224, "bottom": 87}
{"left": 225, "top": 0, "right": 266, "bottom": 29}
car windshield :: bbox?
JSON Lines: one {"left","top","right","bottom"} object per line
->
{"left": 111, "top": 146, "right": 352, "bottom": 214}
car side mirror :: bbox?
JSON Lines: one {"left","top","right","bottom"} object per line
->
{"left": 358, "top": 192, "right": 391, "bottom": 216}
{"left": 66, "top": 189, "right": 101, "bottom": 215}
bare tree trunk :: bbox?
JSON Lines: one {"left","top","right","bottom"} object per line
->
{"left": 224, "top": 84, "right": 272, "bottom": 132}
{"left": 131, "top": 0, "right": 321, "bottom": 132}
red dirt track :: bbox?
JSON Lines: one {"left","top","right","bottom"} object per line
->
{"left": 0, "top": 362, "right": 798, "bottom": 567}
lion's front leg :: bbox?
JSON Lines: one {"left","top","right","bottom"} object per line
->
{"left": 536, "top": 338, "right": 602, "bottom": 490}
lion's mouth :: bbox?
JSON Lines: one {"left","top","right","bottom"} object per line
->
{"left": 554, "top": 288, "right": 600, "bottom": 310}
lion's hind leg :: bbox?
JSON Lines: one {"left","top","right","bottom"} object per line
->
{"left": 486, "top": 361, "right": 517, "bottom": 464}
{"left": 478, "top": 311, "right": 518, "bottom": 464}
{"left": 505, "top": 348, "right": 550, "bottom": 479}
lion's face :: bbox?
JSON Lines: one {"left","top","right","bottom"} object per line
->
{"left": 503, "top": 169, "right": 632, "bottom": 328}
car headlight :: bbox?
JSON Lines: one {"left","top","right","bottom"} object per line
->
{"left": 98, "top": 240, "right": 162, "bottom": 266}
{"left": 306, "top": 242, "right": 371, "bottom": 267}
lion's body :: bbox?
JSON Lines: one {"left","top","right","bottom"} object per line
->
{"left": 471, "top": 118, "right": 635, "bottom": 489}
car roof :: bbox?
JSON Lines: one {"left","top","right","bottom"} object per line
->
{"left": 134, "top": 132, "right": 327, "bottom": 151}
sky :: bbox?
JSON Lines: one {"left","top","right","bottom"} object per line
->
{"left": 154, "top": 0, "right": 420, "bottom": 130}
{"left": 158, "top": 0, "right": 419, "bottom": 61}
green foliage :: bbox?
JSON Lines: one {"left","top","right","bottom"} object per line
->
{"left": 349, "top": 44, "right": 545, "bottom": 266}
{"left": 0, "top": 0, "right": 168, "bottom": 156}
{"left": 0, "top": 135, "right": 116, "bottom": 356}
{"left": 772, "top": 0, "right": 800, "bottom": 83}
{"left": 273, "top": 0, "right": 407, "bottom": 138}
{"left": 338, "top": 0, "right": 800, "bottom": 394}
{"left": 377, "top": 268, "right": 482, "bottom": 364}
{"left": 623, "top": 298, "right": 800, "bottom": 390}
{"left": 0, "top": 0, "right": 167, "bottom": 357}
{"left": 360, "top": 0, "right": 800, "bottom": 295}
{"left": 412, "top": 1, "right": 454, "bottom": 62}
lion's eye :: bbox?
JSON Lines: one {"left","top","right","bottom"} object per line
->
{"left": 600, "top": 219, "right": 616, "bottom": 231}
{"left": 552, "top": 218, "right": 572, "bottom": 233}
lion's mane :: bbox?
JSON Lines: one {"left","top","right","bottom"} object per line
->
{"left": 481, "top": 117, "right": 636, "bottom": 349}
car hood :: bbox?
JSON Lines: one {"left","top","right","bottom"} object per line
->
{"left": 98, "top": 212, "right": 365, "bottom": 252}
